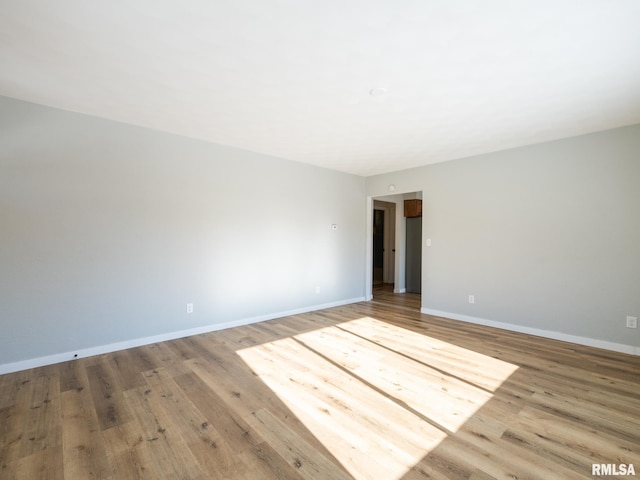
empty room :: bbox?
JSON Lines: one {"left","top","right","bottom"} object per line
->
{"left": 1, "top": 1, "right": 639, "bottom": 479}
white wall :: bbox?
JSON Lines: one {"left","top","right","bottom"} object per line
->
{"left": 0, "top": 96, "right": 366, "bottom": 370}
{"left": 367, "top": 125, "right": 640, "bottom": 354}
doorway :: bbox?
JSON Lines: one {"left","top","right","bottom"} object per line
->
{"left": 367, "top": 192, "right": 422, "bottom": 308}
{"left": 372, "top": 209, "right": 384, "bottom": 285}
{"left": 372, "top": 200, "right": 396, "bottom": 287}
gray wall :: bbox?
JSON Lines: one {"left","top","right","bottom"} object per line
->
{"left": 367, "top": 125, "right": 640, "bottom": 349}
{"left": 0, "top": 96, "right": 366, "bottom": 366}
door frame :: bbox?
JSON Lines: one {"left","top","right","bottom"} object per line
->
{"left": 366, "top": 191, "right": 423, "bottom": 301}
{"left": 373, "top": 201, "right": 396, "bottom": 285}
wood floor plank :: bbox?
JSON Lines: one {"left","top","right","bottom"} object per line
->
{"left": 122, "top": 386, "right": 207, "bottom": 480}
{"left": 337, "top": 316, "right": 518, "bottom": 392}
{"left": 0, "top": 404, "right": 27, "bottom": 469}
{"left": 184, "top": 353, "right": 339, "bottom": 460}
{"left": 106, "top": 350, "right": 149, "bottom": 391}
{"left": 86, "top": 359, "right": 132, "bottom": 431}
{"left": 61, "top": 382, "right": 114, "bottom": 479}
{"left": 100, "top": 421, "right": 156, "bottom": 480}
{"left": 58, "top": 359, "right": 86, "bottom": 394}
{"left": 1, "top": 287, "right": 639, "bottom": 479}
{"left": 232, "top": 448, "right": 285, "bottom": 480}
{"left": 4, "top": 444, "right": 64, "bottom": 480}
{"left": 17, "top": 370, "right": 61, "bottom": 459}
{"left": 297, "top": 326, "right": 495, "bottom": 432}
{"left": 170, "top": 370, "right": 263, "bottom": 452}
{"left": 137, "top": 342, "right": 193, "bottom": 377}
{"left": 236, "top": 334, "right": 448, "bottom": 478}
{"left": 143, "top": 367, "right": 243, "bottom": 478}
{"left": 170, "top": 370, "right": 293, "bottom": 480}
{"left": 525, "top": 391, "right": 640, "bottom": 444}
{"left": 0, "top": 369, "right": 44, "bottom": 468}
{"left": 244, "top": 408, "right": 351, "bottom": 480}
{"left": 515, "top": 404, "right": 640, "bottom": 465}
{"left": 183, "top": 337, "right": 342, "bottom": 456}
{"left": 0, "top": 369, "right": 26, "bottom": 410}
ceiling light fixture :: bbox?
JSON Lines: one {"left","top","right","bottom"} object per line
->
{"left": 369, "top": 87, "right": 388, "bottom": 97}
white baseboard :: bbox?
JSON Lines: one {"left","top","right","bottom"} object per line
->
{"left": 0, "top": 296, "right": 366, "bottom": 375}
{"left": 394, "top": 288, "right": 406, "bottom": 293}
{"left": 421, "top": 308, "right": 639, "bottom": 356}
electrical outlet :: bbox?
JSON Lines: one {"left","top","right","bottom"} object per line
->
{"left": 626, "top": 316, "right": 637, "bottom": 329}
{"left": 186, "top": 303, "right": 194, "bottom": 314}
{"left": 468, "top": 295, "right": 475, "bottom": 304}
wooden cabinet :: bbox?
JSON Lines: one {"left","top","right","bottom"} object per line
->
{"left": 404, "top": 199, "right": 422, "bottom": 218}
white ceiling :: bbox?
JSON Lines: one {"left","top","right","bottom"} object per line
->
{"left": 2, "top": 1, "right": 640, "bottom": 176}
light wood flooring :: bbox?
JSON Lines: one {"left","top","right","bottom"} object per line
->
{"left": 1, "top": 290, "right": 639, "bottom": 479}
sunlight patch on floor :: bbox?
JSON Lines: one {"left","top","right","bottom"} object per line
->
{"left": 237, "top": 316, "right": 518, "bottom": 479}
{"left": 338, "top": 316, "right": 519, "bottom": 392}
